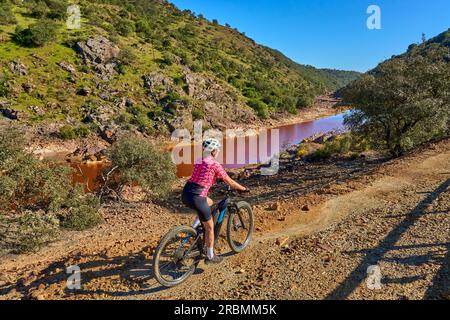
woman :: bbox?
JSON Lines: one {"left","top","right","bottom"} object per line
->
{"left": 182, "top": 138, "right": 248, "bottom": 265}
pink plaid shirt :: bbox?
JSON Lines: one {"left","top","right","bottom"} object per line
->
{"left": 189, "top": 156, "right": 229, "bottom": 197}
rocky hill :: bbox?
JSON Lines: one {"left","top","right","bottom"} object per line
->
{"left": 0, "top": 0, "right": 360, "bottom": 142}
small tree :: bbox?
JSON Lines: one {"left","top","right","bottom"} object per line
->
{"left": 343, "top": 45, "right": 449, "bottom": 157}
{"left": 114, "top": 18, "right": 136, "bottom": 36}
{"left": 248, "top": 99, "right": 269, "bottom": 119}
{"left": 0, "top": 3, "right": 17, "bottom": 25}
{"left": 0, "top": 72, "right": 10, "bottom": 97}
{"left": 13, "top": 20, "right": 59, "bottom": 47}
{"left": 1, "top": 211, "right": 60, "bottom": 254}
{"left": 0, "top": 126, "right": 103, "bottom": 252}
{"left": 101, "top": 135, "right": 176, "bottom": 201}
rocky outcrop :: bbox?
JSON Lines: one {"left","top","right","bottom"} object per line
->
{"left": 142, "top": 72, "right": 193, "bottom": 131}
{"left": 82, "top": 104, "right": 121, "bottom": 143}
{"left": 0, "top": 101, "right": 22, "bottom": 120}
{"left": 183, "top": 71, "right": 255, "bottom": 125}
{"left": 66, "top": 144, "right": 107, "bottom": 162}
{"left": 9, "top": 59, "right": 27, "bottom": 76}
{"left": 142, "top": 70, "right": 255, "bottom": 132}
{"left": 58, "top": 61, "right": 76, "bottom": 74}
{"left": 143, "top": 73, "right": 184, "bottom": 101}
{"left": 74, "top": 36, "right": 120, "bottom": 80}
{"left": 22, "top": 82, "right": 34, "bottom": 94}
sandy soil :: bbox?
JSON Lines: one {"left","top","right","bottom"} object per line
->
{"left": 0, "top": 138, "right": 448, "bottom": 300}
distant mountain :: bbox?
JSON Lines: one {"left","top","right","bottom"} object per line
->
{"left": 0, "top": 0, "right": 360, "bottom": 139}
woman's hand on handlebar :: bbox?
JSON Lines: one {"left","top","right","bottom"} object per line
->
{"left": 223, "top": 177, "right": 249, "bottom": 193}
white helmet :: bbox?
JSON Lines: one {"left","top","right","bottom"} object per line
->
{"left": 202, "top": 138, "right": 222, "bottom": 153}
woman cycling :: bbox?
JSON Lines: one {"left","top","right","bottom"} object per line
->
{"left": 182, "top": 138, "right": 248, "bottom": 265}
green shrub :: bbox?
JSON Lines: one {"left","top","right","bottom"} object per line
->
{"left": 59, "top": 125, "right": 90, "bottom": 139}
{"left": 118, "top": 47, "right": 137, "bottom": 66}
{"left": 125, "top": 105, "right": 154, "bottom": 134}
{"left": 59, "top": 125, "right": 77, "bottom": 139}
{"left": 163, "top": 92, "right": 183, "bottom": 105}
{"left": 27, "top": 1, "right": 49, "bottom": 18}
{"left": 296, "top": 93, "right": 314, "bottom": 108}
{"left": 161, "top": 52, "right": 175, "bottom": 66}
{"left": 310, "top": 148, "right": 332, "bottom": 161}
{"left": 0, "top": 3, "right": 17, "bottom": 25}
{"left": 116, "top": 47, "right": 137, "bottom": 74}
{"left": 135, "top": 19, "right": 152, "bottom": 37}
{"left": 310, "top": 134, "right": 369, "bottom": 161}
{"left": 60, "top": 193, "right": 102, "bottom": 231}
{"left": 281, "top": 96, "right": 298, "bottom": 114}
{"left": 343, "top": 39, "right": 450, "bottom": 157}
{"left": 192, "top": 108, "right": 205, "bottom": 120}
{"left": 248, "top": 99, "right": 269, "bottom": 119}
{"left": 3, "top": 210, "right": 60, "bottom": 254}
{"left": 0, "top": 127, "right": 26, "bottom": 171}
{"left": 75, "top": 125, "right": 90, "bottom": 138}
{"left": 114, "top": 18, "right": 135, "bottom": 36}
{"left": 44, "top": 0, "right": 68, "bottom": 20}
{"left": 0, "top": 127, "right": 102, "bottom": 253}
{"left": 0, "top": 72, "right": 9, "bottom": 97}
{"left": 105, "top": 135, "right": 176, "bottom": 200}
{"left": 0, "top": 126, "right": 94, "bottom": 214}
{"left": 13, "top": 20, "right": 59, "bottom": 47}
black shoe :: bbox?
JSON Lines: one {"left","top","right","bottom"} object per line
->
{"left": 205, "top": 255, "right": 224, "bottom": 265}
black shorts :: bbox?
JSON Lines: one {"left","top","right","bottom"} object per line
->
{"left": 182, "top": 182, "right": 212, "bottom": 222}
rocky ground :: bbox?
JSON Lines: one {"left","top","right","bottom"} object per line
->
{"left": 0, "top": 138, "right": 448, "bottom": 300}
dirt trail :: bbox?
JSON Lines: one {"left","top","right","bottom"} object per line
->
{"left": 0, "top": 139, "right": 449, "bottom": 300}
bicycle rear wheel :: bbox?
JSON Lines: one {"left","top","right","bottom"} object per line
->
{"left": 227, "top": 201, "right": 254, "bottom": 253}
{"left": 152, "top": 226, "right": 201, "bottom": 287}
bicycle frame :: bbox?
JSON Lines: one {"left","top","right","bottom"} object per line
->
{"left": 180, "top": 195, "right": 240, "bottom": 260}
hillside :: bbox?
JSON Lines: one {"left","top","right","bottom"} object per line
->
{"left": 0, "top": 0, "right": 360, "bottom": 141}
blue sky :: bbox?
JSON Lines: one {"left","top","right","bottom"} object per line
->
{"left": 170, "top": 0, "right": 450, "bottom": 72}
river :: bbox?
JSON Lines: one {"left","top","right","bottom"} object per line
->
{"left": 72, "top": 112, "right": 348, "bottom": 188}
{"left": 174, "top": 111, "right": 348, "bottom": 176}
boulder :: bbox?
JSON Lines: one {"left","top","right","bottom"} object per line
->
{"left": 142, "top": 72, "right": 178, "bottom": 102}
{"left": 76, "top": 87, "right": 91, "bottom": 96}
{"left": 9, "top": 59, "right": 27, "bottom": 75}
{"left": 74, "top": 36, "right": 120, "bottom": 80}
{"left": 58, "top": 61, "right": 76, "bottom": 74}
{"left": 67, "top": 144, "right": 107, "bottom": 162}
{"left": 0, "top": 101, "right": 22, "bottom": 120}
{"left": 99, "top": 125, "right": 119, "bottom": 144}
{"left": 22, "top": 82, "right": 35, "bottom": 93}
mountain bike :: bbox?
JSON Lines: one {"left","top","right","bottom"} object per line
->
{"left": 152, "top": 187, "right": 254, "bottom": 288}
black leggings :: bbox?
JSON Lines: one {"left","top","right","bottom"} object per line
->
{"left": 182, "top": 183, "right": 212, "bottom": 222}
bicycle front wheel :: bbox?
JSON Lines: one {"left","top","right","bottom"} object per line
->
{"left": 152, "top": 226, "right": 201, "bottom": 288}
{"left": 227, "top": 201, "right": 254, "bottom": 253}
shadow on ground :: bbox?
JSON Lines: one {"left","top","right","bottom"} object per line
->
{"left": 326, "top": 178, "right": 450, "bottom": 300}
{"left": 0, "top": 243, "right": 239, "bottom": 299}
